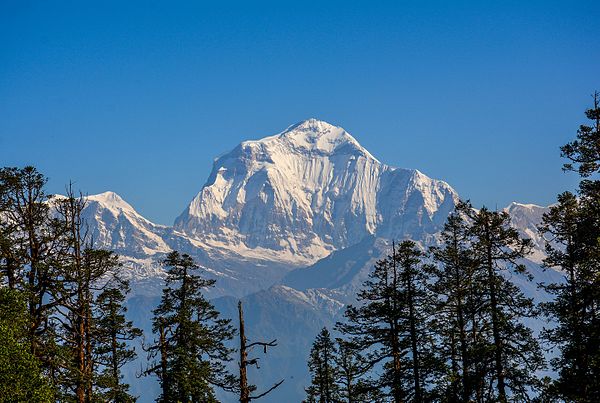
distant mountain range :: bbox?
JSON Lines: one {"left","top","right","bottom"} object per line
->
{"left": 76, "top": 119, "right": 558, "bottom": 402}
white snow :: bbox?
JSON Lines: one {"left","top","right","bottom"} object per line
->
{"left": 174, "top": 119, "right": 459, "bottom": 261}
{"left": 73, "top": 119, "right": 550, "bottom": 297}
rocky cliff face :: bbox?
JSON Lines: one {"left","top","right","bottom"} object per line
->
{"left": 78, "top": 119, "right": 548, "bottom": 299}
{"left": 73, "top": 119, "right": 554, "bottom": 402}
{"left": 174, "top": 118, "right": 458, "bottom": 262}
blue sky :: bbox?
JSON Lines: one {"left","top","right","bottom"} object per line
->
{"left": 1, "top": 1, "right": 598, "bottom": 224}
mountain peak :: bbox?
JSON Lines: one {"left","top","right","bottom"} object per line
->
{"left": 287, "top": 118, "right": 339, "bottom": 132}
{"left": 87, "top": 191, "right": 138, "bottom": 217}
{"left": 277, "top": 118, "right": 364, "bottom": 155}
{"left": 89, "top": 190, "right": 125, "bottom": 203}
{"left": 233, "top": 118, "right": 376, "bottom": 161}
{"left": 175, "top": 119, "right": 458, "bottom": 261}
{"left": 506, "top": 201, "right": 545, "bottom": 210}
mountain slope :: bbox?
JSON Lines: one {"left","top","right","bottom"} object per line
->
{"left": 174, "top": 119, "right": 458, "bottom": 262}
{"left": 71, "top": 119, "right": 558, "bottom": 402}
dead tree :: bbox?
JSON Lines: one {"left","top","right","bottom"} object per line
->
{"left": 238, "top": 301, "right": 284, "bottom": 403}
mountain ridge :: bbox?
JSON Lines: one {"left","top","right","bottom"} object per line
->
{"left": 71, "top": 119, "right": 551, "bottom": 295}
{"left": 68, "top": 118, "right": 555, "bottom": 402}
{"left": 173, "top": 119, "right": 459, "bottom": 262}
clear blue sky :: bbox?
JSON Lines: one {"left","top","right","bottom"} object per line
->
{"left": 1, "top": 1, "right": 598, "bottom": 224}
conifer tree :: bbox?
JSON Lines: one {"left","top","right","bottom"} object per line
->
{"left": 540, "top": 92, "right": 600, "bottom": 401}
{"left": 333, "top": 339, "right": 370, "bottom": 403}
{"left": 336, "top": 240, "right": 436, "bottom": 403}
{"left": 0, "top": 166, "right": 68, "bottom": 371}
{"left": 0, "top": 287, "right": 54, "bottom": 402}
{"left": 0, "top": 168, "right": 141, "bottom": 400}
{"left": 560, "top": 91, "right": 600, "bottom": 180}
{"left": 53, "top": 190, "right": 124, "bottom": 403}
{"left": 94, "top": 278, "right": 142, "bottom": 402}
{"left": 305, "top": 327, "right": 339, "bottom": 403}
{"left": 459, "top": 202, "right": 545, "bottom": 402}
{"left": 429, "top": 209, "right": 487, "bottom": 402}
{"left": 145, "top": 251, "right": 236, "bottom": 403}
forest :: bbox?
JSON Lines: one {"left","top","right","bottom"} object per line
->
{"left": 1, "top": 95, "right": 599, "bottom": 403}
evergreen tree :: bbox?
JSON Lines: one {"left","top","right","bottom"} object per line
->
{"left": 144, "top": 251, "right": 236, "bottom": 403}
{"left": 0, "top": 287, "right": 54, "bottom": 402}
{"left": 53, "top": 191, "right": 125, "bottom": 403}
{"left": 0, "top": 166, "right": 68, "bottom": 372}
{"left": 540, "top": 92, "right": 600, "bottom": 401}
{"left": 333, "top": 339, "right": 370, "bottom": 403}
{"left": 336, "top": 240, "right": 436, "bottom": 403}
{"left": 560, "top": 91, "right": 600, "bottom": 179}
{"left": 459, "top": 202, "right": 545, "bottom": 402}
{"left": 305, "top": 327, "right": 339, "bottom": 403}
{"left": 429, "top": 209, "right": 487, "bottom": 402}
{"left": 0, "top": 168, "right": 141, "bottom": 401}
{"left": 94, "top": 278, "right": 142, "bottom": 402}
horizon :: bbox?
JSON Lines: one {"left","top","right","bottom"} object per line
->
{"left": 2, "top": 3, "right": 600, "bottom": 402}
{"left": 64, "top": 117, "right": 552, "bottom": 228}
{"left": 2, "top": 1, "right": 598, "bottom": 224}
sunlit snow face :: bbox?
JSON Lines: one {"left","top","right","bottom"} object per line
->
{"left": 172, "top": 119, "right": 458, "bottom": 263}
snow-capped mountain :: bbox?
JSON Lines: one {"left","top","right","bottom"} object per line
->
{"left": 505, "top": 202, "right": 550, "bottom": 264}
{"left": 74, "top": 119, "right": 555, "bottom": 402}
{"left": 83, "top": 191, "right": 172, "bottom": 258}
{"left": 77, "top": 191, "right": 294, "bottom": 297}
{"left": 79, "top": 119, "right": 552, "bottom": 299}
{"left": 174, "top": 119, "right": 458, "bottom": 262}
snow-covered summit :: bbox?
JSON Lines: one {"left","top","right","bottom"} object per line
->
{"left": 83, "top": 191, "right": 171, "bottom": 258}
{"left": 86, "top": 191, "right": 141, "bottom": 219}
{"left": 174, "top": 119, "right": 458, "bottom": 261}
{"left": 250, "top": 118, "right": 377, "bottom": 159}
{"left": 63, "top": 119, "right": 554, "bottom": 301}
{"left": 504, "top": 201, "right": 549, "bottom": 263}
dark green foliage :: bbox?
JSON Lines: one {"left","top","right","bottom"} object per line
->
{"left": 540, "top": 92, "right": 600, "bottom": 402}
{"left": 0, "top": 166, "right": 68, "bottom": 370}
{"left": 1, "top": 168, "right": 141, "bottom": 402}
{"left": 560, "top": 91, "right": 600, "bottom": 178}
{"left": 458, "top": 201, "right": 545, "bottom": 402}
{"left": 305, "top": 328, "right": 339, "bottom": 403}
{"left": 429, "top": 211, "right": 486, "bottom": 402}
{"left": 0, "top": 288, "right": 54, "bottom": 402}
{"left": 333, "top": 339, "right": 371, "bottom": 403}
{"left": 53, "top": 192, "right": 126, "bottom": 402}
{"left": 94, "top": 279, "right": 142, "bottom": 402}
{"left": 336, "top": 240, "right": 437, "bottom": 403}
{"left": 145, "top": 251, "right": 236, "bottom": 403}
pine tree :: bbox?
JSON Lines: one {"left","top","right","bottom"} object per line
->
{"left": 0, "top": 166, "right": 68, "bottom": 372}
{"left": 333, "top": 339, "right": 370, "bottom": 403}
{"left": 540, "top": 92, "right": 600, "bottom": 401}
{"left": 53, "top": 190, "right": 125, "bottom": 402}
{"left": 429, "top": 209, "right": 487, "bottom": 402}
{"left": 459, "top": 202, "right": 545, "bottom": 402}
{"left": 336, "top": 240, "right": 436, "bottom": 403}
{"left": 144, "top": 251, "right": 236, "bottom": 403}
{"left": 305, "top": 327, "right": 339, "bottom": 403}
{"left": 560, "top": 91, "right": 600, "bottom": 179}
{"left": 94, "top": 278, "right": 142, "bottom": 402}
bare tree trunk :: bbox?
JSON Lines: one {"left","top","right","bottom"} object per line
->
{"left": 159, "top": 325, "right": 169, "bottom": 402}
{"left": 391, "top": 244, "right": 403, "bottom": 403}
{"left": 237, "top": 300, "right": 283, "bottom": 402}
{"left": 406, "top": 270, "right": 422, "bottom": 403}
{"left": 239, "top": 301, "right": 250, "bottom": 403}
{"left": 485, "top": 222, "right": 506, "bottom": 403}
